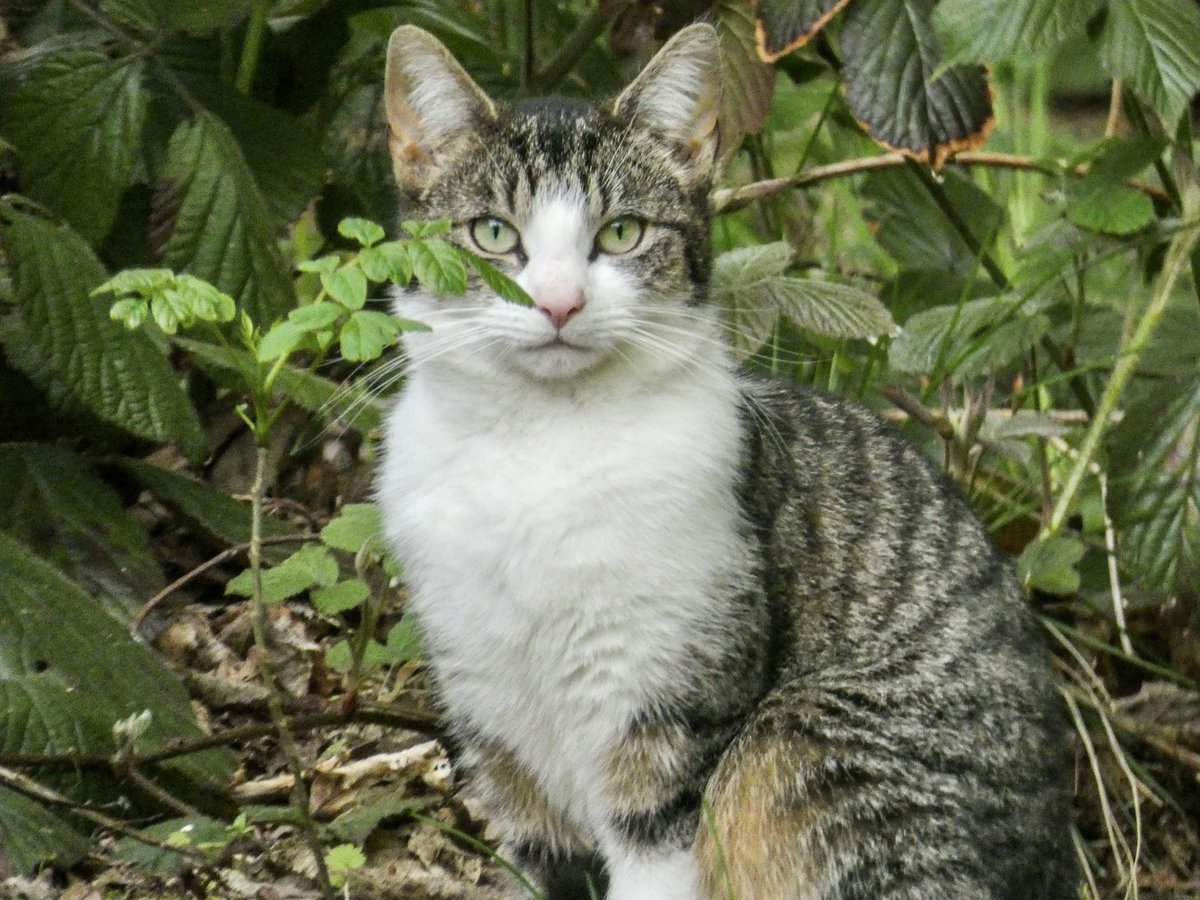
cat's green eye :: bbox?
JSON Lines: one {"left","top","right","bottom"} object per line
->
{"left": 596, "top": 217, "right": 645, "bottom": 255}
{"left": 470, "top": 217, "right": 520, "bottom": 254}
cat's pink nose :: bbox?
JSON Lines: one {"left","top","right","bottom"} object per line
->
{"left": 535, "top": 288, "right": 585, "bottom": 330}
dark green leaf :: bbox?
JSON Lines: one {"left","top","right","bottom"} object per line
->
{"left": 320, "top": 503, "right": 385, "bottom": 553}
{"left": 755, "top": 0, "right": 849, "bottom": 60}
{"left": 0, "top": 534, "right": 236, "bottom": 791}
{"left": 0, "top": 444, "right": 163, "bottom": 621}
{"left": 0, "top": 211, "right": 205, "bottom": 458}
{"left": 1017, "top": 535, "right": 1085, "bottom": 595}
{"left": 1096, "top": 0, "right": 1200, "bottom": 126}
{"left": 312, "top": 579, "right": 370, "bottom": 615}
{"left": 226, "top": 543, "right": 338, "bottom": 603}
{"left": 0, "top": 50, "right": 146, "bottom": 242}
{"left": 1066, "top": 137, "right": 1164, "bottom": 235}
{"left": 933, "top": 0, "right": 1103, "bottom": 64}
{"left": 841, "top": 0, "right": 993, "bottom": 162}
{"left": 322, "top": 264, "right": 369, "bottom": 310}
{"left": 158, "top": 114, "right": 294, "bottom": 326}
{"left": 0, "top": 785, "right": 90, "bottom": 875}
{"left": 462, "top": 252, "right": 534, "bottom": 306}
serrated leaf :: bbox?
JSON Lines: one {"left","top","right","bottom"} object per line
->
{"left": 312, "top": 579, "right": 370, "bottom": 615}
{"left": 1066, "top": 137, "right": 1163, "bottom": 235}
{"left": 841, "top": 0, "right": 993, "bottom": 162}
{"left": 402, "top": 219, "right": 452, "bottom": 238}
{"left": 462, "top": 252, "right": 534, "bottom": 306}
{"left": 0, "top": 211, "right": 205, "bottom": 458}
{"left": 755, "top": 0, "right": 849, "bottom": 61}
{"left": 0, "top": 785, "right": 90, "bottom": 875}
{"left": 933, "top": 0, "right": 1103, "bottom": 64}
{"left": 0, "top": 50, "right": 146, "bottom": 242}
{"left": 326, "top": 843, "right": 366, "bottom": 888}
{"left": 890, "top": 295, "right": 1049, "bottom": 378}
{"left": 1017, "top": 535, "right": 1085, "bottom": 595}
{"left": 0, "top": 444, "right": 163, "bottom": 621}
{"left": 340, "top": 310, "right": 404, "bottom": 362}
{"left": 110, "top": 297, "right": 149, "bottom": 329}
{"left": 158, "top": 114, "right": 293, "bottom": 326}
{"left": 289, "top": 301, "right": 346, "bottom": 331}
{"left": 360, "top": 242, "right": 414, "bottom": 284}
{"left": 713, "top": 243, "right": 896, "bottom": 355}
{"left": 408, "top": 239, "right": 468, "bottom": 294}
{"left": 257, "top": 320, "right": 311, "bottom": 362}
{"left": 320, "top": 503, "right": 384, "bottom": 553}
{"left": 0, "top": 533, "right": 236, "bottom": 794}
{"left": 716, "top": 0, "right": 776, "bottom": 162}
{"left": 226, "top": 543, "right": 338, "bottom": 603}
{"left": 322, "top": 264, "right": 369, "bottom": 310}
{"left": 338, "top": 217, "right": 386, "bottom": 248}
{"left": 1097, "top": 0, "right": 1200, "bottom": 126}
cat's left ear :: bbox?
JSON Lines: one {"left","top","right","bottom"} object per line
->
{"left": 611, "top": 23, "right": 720, "bottom": 184}
{"left": 385, "top": 26, "right": 497, "bottom": 195}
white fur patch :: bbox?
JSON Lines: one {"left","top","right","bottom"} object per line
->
{"left": 605, "top": 846, "right": 703, "bottom": 900}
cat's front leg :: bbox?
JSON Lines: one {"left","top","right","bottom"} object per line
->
{"left": 598, "top": 715, "right": 714, "bottom": 900}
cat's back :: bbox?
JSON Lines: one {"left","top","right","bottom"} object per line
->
{"left": 702, "top": 376, "right": 1078, "bottom": 899}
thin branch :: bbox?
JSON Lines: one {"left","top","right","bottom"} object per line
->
{"left": 130, "top": 534, "right": 313, "bottom": 632}
{"left": 712, "top": 150, "right": 1172, "bottom": 214}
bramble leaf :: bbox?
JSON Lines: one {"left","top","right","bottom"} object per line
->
{"left": 1096, "top": 0, "right": 1200, "bottom": 126}
{"left": 409, "top": 239, "right": 468, "bottom": 294}
{"left": 933, "top": 0, "right": 1103, "bottom": 64}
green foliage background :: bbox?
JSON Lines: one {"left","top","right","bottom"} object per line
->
{"left": 0, "top": 0, "right": 1198, "bottom": 896}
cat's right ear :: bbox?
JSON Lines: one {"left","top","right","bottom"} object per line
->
{"left": 385, "top": 26, "right": 496, "bottom": 194}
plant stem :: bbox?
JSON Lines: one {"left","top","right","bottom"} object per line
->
{"left": 235, "top": 0, "right": 271, "bottom": 95}
{"left": 531, "top": 0, "right": 636, "bottom": 93}
{"left": 247, "top": 445, "right": 335, "bottom": 898}
{"left": 1043, "top": 201, "right": 1200, "bottom": 538}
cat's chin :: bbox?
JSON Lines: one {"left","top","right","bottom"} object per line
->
{"left": 510, "top": 339, "right": 608, "bottom": 381}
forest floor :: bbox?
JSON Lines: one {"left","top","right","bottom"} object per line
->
{"left": 2, "top": 438, "right": 1199, "bottom": 900}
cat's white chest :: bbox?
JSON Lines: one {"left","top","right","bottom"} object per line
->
{"left": 378, "top": 368, "right": 745, "bottom": 831}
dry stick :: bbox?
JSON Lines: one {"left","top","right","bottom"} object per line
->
{"left": 247, "top": 446, "right": 334, "bottom": 899}
{"left": 711, "top": 151, "right": 1172, "bottom": 213}
{"left": 130, "top": 534, "right": 312, "bottom": 632}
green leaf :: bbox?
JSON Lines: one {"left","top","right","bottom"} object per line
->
{"left": 158, "top": 114, "right": 294, "bottom": 326}
{"left": 325, "top": 843, "right": 366, "bottom": 888}
{"left": 110, "top": 297, "right": 149, "bottom": 330}
{"left": 0, "top": 785, "right": 90, "bottom": 875}
{"left": 338, "top": 217, "right": 386, "bottom": 248}
{"left": 0, "top": 444, "right": 163, "bottom": 621}
{"left": 325, "top": 639, "right": 354, "bottom": 673}
{"left": 322, "top": 264, "right": 369, "bottom": 310}
{"left": 408, "top": 238, "right": 468, "bottom": 294}
{"left": 0, "top": 533, "right": 236, "bottom": 792}
{"left": 320, "top": 503, "right": 385, "bottom": 553}
{"left": 0, "top": 211, "right": 205, "bottom": 458}
{"left": 329, "top": 795, "right": 430, "bottom": 844}
{"left": 172, "top": 336, "right": 384, "bottom": 434}
{"left": 380, "top": 616, "right": 422, "bottom": 664}
{"left": 1017, "top": 535, "right": 1085, "bottom": 595}
{"left": 226, "top": 543, "right": 338, "bottom": 603}
{"left": 1096, "top": 0, "right": 1200, "bottom": 126}
{"left": 312, "top": 579, "right": 371, "bottom": 615}
{"left": 402, "top": 219, "right": 453, "bottom": 238}
{"left": 0, "top": 50, "right": 146, "bottom": 242}
{"left": 933, "top": 0, "right": 1103, "bottom": 64}
{"left": 360, "top": 242, "right": 413, "bottom": 284}
{"left": 256, "top": 320, "right": 311, "bottom": 363}
{"left": 339, "top": 310, "right": 406, "bottom": 362}
{"left": 755, "top": 0, "right": 849, "bottom": 60}
{"left": 1067, "top": 137, "right": 1164, "bottom": 235}
{"left": 461, "top": 252, "right": 534, "bottom": 306}
{"left": 840, "top": 0, "right": 993, "bottom": 162}
{"left": 713, "top": 243, "right": 897, "bottom": 356}
{"left": 289, "top": 301, "right": 346, "bottom": 331}
{"left": 716, "top": 0, "right": 776, "bottom": 163}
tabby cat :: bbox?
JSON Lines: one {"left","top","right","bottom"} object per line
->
{"left": 377, "top": 22, "right": 1077, "bottom": 900}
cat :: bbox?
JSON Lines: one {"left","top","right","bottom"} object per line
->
{"left": 376, "top": 22, "right": 1078, "bottom": 900}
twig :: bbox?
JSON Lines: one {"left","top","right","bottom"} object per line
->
{"left": 130, "top": 534, "right": 312, "bottom": 632}
{"left": 876, "top": 384, "right": 956, "bottom": 442}
{"left": 711, "top": 151, "right": 1172, "bottom": 214}
{"left": 247, "top": 446, "right": 334, "bottom": 898}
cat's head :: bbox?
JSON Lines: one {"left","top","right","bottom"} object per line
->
{"left": 384, "top": 23, "right": 721, "bottom": 384}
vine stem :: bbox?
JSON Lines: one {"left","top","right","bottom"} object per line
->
{"left": 1042, "top": 192, "right": 1200, "bottom": 538}
{"left": 248, "top": 444, "right": 335, "bottom": 898}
